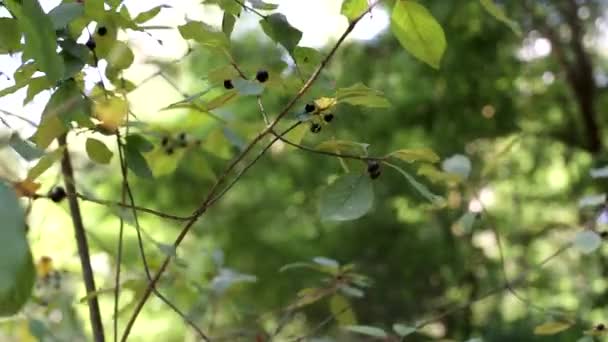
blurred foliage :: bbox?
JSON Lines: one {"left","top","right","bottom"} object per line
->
{"left": 1, "top": 0, "right": 608, "bottom": 341}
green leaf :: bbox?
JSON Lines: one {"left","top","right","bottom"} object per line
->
{"left": 320, "top": 173, "right": 374, "bottom": 221}
{"left": 573, "top": 230, "right": 602, "bottom": 255}
{"left": 385, "top": 162, "right": 444, "bottom": 205}
{"left": 203, "top": 0, "right": 241, "bottom": 16}
{"left": 316, "top": 140, "right": 369, "bottom": 156}
{"left": 5, "top": 0, "right": 66, "bottom": 83}
{"left": 106, "top": 41, "right": 134, "bottom": 70}
{"left": 222, "top": 12, "right": 236, "bottom": 37}
{"left": 290, "top": 287, "right": 331, "bottom": 309}
{"left": 24, "top": 76, "right": 51, "bottom": 105}
{"left": 84, "top": 0, "right": 105, "bottom": 20}
{"left": 293, "top": 46, "right": 322, "bottom": 77}
{"left": 341, "top": 0, "right": 368, "bottom": 22}
{"left": 48, "top": 3, "right": 84, "bottom": 30}
{"left": 533, "top": 321, "right": 573, "bottom": 335}
{"left": 388, "top": 147, "right": 439, "bottom": 163}
{"left": 0, "top": 18, "right": 22, "bottom": 53}
{"left": 0, "top": 182, "right": 36, "bottom": 316}
{"left": 313, "top": 256, "right": 339, "bottom": 269}
{"left": 336, "top": 83, "right": 390, "bottom": 108}
{"left": 125, "top": 142, "right": 153, "bottom": 179}
{"left": 343, "top": 325, "right": 388, "bottom": 338}
{"left": 178, "top": 21, "right": 230, "bottom": 52}
{"left": 125, "top": 134, "right": 154, "bottom": 152}
{"left": 233, "top": 78, "right": 265, "bottom": 96}
{"left": 330, "top": 295, "right": 357, "bottom": 326}
{"left": 26, "top": 147, "right": 65, "bottom": 181}
{"left": 393, "top": 323, "right": 416, "bottom": 337}
{"left": 260, "top": 13, "right": 302, "bottom": 54}
{"left": 442, "top": 154, "right": 471, "bottom": 179}
{"left": 250, "top": 0, "right": 278, "bottom": 10}
{"left": 391, "top": 0, "right": 446, "bottom": 69}
{"left": 134, "top": 6, "right": 164, "bottom": 24}
{"left": 86, "top": 138, "right": 114, "bottom": 164}
{"left": 479, "top": 0, "right": 521, "bottom": 36}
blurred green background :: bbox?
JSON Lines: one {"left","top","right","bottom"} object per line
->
{"left": 3, "top": 0, "right": 608, "bottom": 341}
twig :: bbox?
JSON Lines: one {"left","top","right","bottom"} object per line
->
{"left": 114, "top": 135, "right": 125, "bottom": 342}
{"left": 77, "top": 193, "right": 191, "bottom": 221}
{"left": 232, "top": 0, "right": 266, "bottom": 19}
{"left": 0, "top": 108, "right": 37, "bottom": 127}
{"left": 119, "top": 3, "right": 381, "bottom": 340}
{"left": 58, "top": 134, "right": 105, "bottom": 342}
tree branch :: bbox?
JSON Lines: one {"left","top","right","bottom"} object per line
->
{"left": 58, "top": 134, "right": 105, "bottom": 342}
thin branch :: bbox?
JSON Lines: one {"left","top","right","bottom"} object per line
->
{"left": 232, "top": 0, "right": 266, "bottom": 19}
{"left": 119, "top": 3, "right": 381, "bottom": 340}
{"left": 58, "top": 134, "right": 105, "bottom": 342}
{"left": 76, "top": 193, "right": 192, "bottom": 221}
{"left": 0, "top": 108, "right": 37, "bottom": 127}
{"left": 113, "top": 135, "right": 125, "bottom": 342}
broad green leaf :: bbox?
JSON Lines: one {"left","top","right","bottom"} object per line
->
{"left": 48, "top": 3, "right": 84, "bottom": 30}
{"left": 330, "top": 295, "right": 357, "bottom": 326}
{"left": 0, "top": 80, "right": 29, "bottom": 98}
{"left": 250, "top": 0, "right": 278, "bottom": 10}
{"left": 0, "top": 182, "right": 36, "bottom": 316}
{"left": 385, "top": 162, "right": 444, "bottom": 205}
{"left": 106, "top": 41, "right": 134, "bottom": 70}
{"left": 203, "top": 0, "right": 241, "bottom": 16}
{"left": 32, "top": 115, "right": 67, "bottom": 149}
{"left": 260, "top": 13, "right": 302, "bottom": 54}
{"left": 25, "top": 147, "right": 65, "bottom": 181}
{"left": 336, "top": 83, "right": 390, "bottom": 108}
{"left": 84, "top": 0, "right": 105, "bottom": 20}
{"left": 479, "top": 0, "right": 521, "bottom": 36}
{"left": 391, "top": 0, "right": 446, "bottom": 69}
{"left": 0, "top": 18, "right": 22, "bottom": 53}
{"left": 13, "top": 62, "right": 36, "bottom": 84}
{"left": 393, "top": 323, "right": 416, "bottom": 337}
{"left": 24, "top": 76, "right": 51, "bottom": 105}
{"left": 316, "top": 140, "right": 369, "bottom": 156}
{"left": 125, "top": 141, "right": 153, "bottom": 179}
{"left": 573, "top": 230, "right": 602, "bottom": 255}
{"left": 222, "top": 12, "right": 236, "bottom": 37}
{"left": 343, "top": 325, "right": 388, "bottom": 338}
{"left": 5, "top": 0, "right": 65, "bottom": 83}
{"left": 233, "top": 78, "right": 265, "bottom": 96}
{"left": 389, "top": 148, "right": 439, "bottom": 163}
{"left": 86, "top": 138, "right": 114, "bottom": 164}
{"left": 313, "top": 256, "right": 339, "bottom": 269}
{"left": 320, "top": 173, "right": 374, "bottom": 221}
{"left": 178, "top": 21, "right": 230, "bottom": 51}
{"left": 134, "top": 6, "right": 165, "bottom": 24}
{"left": 341, "top": 0, "right": 368, "bottom": 22}
{"left": 293, "top": 46, "right": 322, "bottom": 76}
{"left": 533, "top": 321, "right": 573, "bottom": 335}
{"left": 125, "top": 134, "right": 154, "bottom": 152}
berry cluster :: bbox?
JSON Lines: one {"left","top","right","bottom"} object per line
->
{"left": 160, "top": 132, "right": 201, "bottom": 155}
{"left": 304, "top": 102, "right": 335, "bottom": 133}
{"left": 85, "top": 26, "right": 108, "bottom": 50}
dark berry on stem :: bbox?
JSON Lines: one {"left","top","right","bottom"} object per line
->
{"left": 367, "top": 160, "right": 380, "bottom": 173}
{"left": 178, "top": 132, "right": 187, "bottom": 141}
{"left": 256, "top": 70, "right": 269, "bottom": 83}
{"left": 85, "top": 39, "right": 96, "bottom": 50}
{"left": 97, "top": 26, "right": 108, "bottom": 36}
{"left": 223, "top": 79, "right": 234, "bottom": 89}
{"left": 48, "top": 186, "right": 67, "bottom": 203}
{"left": 323, "top": 113, "right": 334, "bottom": 122}
{"left": 597, "top": 323, "right": 606, "bottom": 331}
{"left": 369, "top": 169, "right": 381, "bottom": 179}
{"left": 166, "top": 147, "right": 174, "bottom": 155}
{"left": 305, "top": 103, "right": 315, "bottom": 113}
{"left": 161, "top": 136, "right": 169, "bottom": 147}
{"left": 310, "top": 123, "right": 322, "bottom": 133}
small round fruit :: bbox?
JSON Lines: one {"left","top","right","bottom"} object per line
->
{"left": 85, "top": 39, "right": 96, "bottom": 50}
{"left": 597, "top": 323, "right": 606, "bottom": 331}
{"left": 223, "top": 79, "right": 234, "bottom": 89}
{"left": 166, "top": 147, "right": 174, "bottom": 155}
{"left": 48, "top": 186, "right": 67, "bottom": 203}
{"left": 323, "top": 114, "right": 334, "bottom": 122}
{"left": 310, "top": 123, "right": 322, "bottom": 133}
{"left": 369, "top": 169, "right": 381, "bottom": 179}
{"left": 367, "top": 160, "right": 380, "bottom": 173}
{"left": 256, "top": 70, "right": 269, "bottom": 83}
{"left": 305, "top": 103, "right": 315, "bottom": 113}
{"left": 97, "top": 26, "right": 108, "bottom": 36}
{"left": 161, "top": 136, "right": 169, "bottom": 147}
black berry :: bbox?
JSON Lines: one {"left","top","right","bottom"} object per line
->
{"left": 161, "top": 136, "right": 169, "bottom": 147}
{"left": 305, "top": 103, "right": 315, "bottom": 113}
{"left": 369, "top": 169, "right": 381, "bottom": 179}
{"left": 48, "top": 186, "right": 67, "bottom": 203}
{"left": 166, "top": 147, "right": 174, "bottom": 155}
{"left": 597, "top": 323, "right": 606, "bottom": 331}
{"left": 310, "top": 123, "right": 322, "bottom": 133}
{"left": 256, "top": 70, "right": 269, "bottom": 83}
{"left": 323, "top": 114, "right": 334, "bottom": 122}
{"left": 85, "top": 38, "right": 96, "bottom": 50}
{"left": 367, "top": 161, "right": 382, "bottom": 180}
{"left": 601, "top": 231, "right": 608, "bottom": 239}
{"left": 97, "top": 26, "right": 108, "bottom": 36}
{"left": 223, "top": 79, "right": 234, "bottom": 89}
{"left": 178, "top": 132, "right": 188, "bottom": 147}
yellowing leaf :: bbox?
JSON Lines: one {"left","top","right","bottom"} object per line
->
{"left": 26, "top": 147, "right": 65, "bottom": 181}
{"left": 417, "top": 164, "right": 462, "bottom": 184}
{"left": 330, "top": 294, "right": 357, "bottom": 326}
{"left": 288, "top": 287, "right": 332, "bottom": 310}
{"left": 313, "top": 97, "right": 337, "bottom": 113}
{"left": 106, "top": 41, "right": 134, "bottom": 70}
{"left": 36, "top": 256, "right": 54, "bottom": 278}
{"left": 85, "top": 138, "right": 113, "bottom": 164}
{"left": 389, "top": 148, "right": 439, "bottom": 163}
{"left": 13, "top": 179, "right": 41, "bottom": 198}
{"left": 336, "top": 83, "right": 390, "bottom": 108}
{"left": 533, "top": 321, "right": 573, "bottom": 335}
{"left": 94, "top": 96, "right": 128, "bottom": 132}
